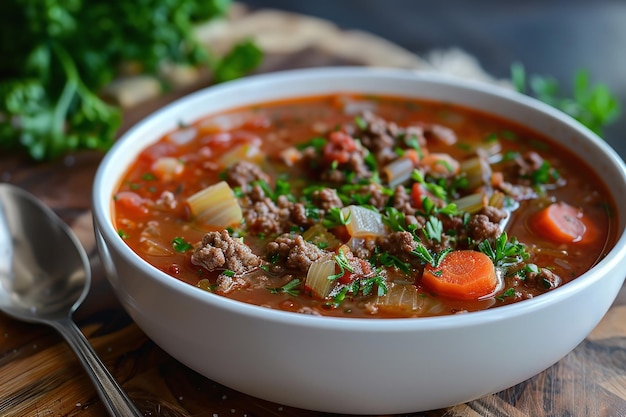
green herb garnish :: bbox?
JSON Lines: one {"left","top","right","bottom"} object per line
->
{"left": 512, "top": 63, "right": 620, "bottom": 136}
{"left": 478, "top": 232, "right": 529, "bottom": 268}
{"left": 0, "top": 0, "right": 261, "bottom": 160}
{"left": 323, "top": 207, "right": 351, "bottom": 229}
{"left": 268, "top": 279, "right": 301, "bottom": 296}
{"left": 171, "top": 237, "right": 194, "bottom": 252}
{"left": 411, "top": 245, "right": 452, "bottom": 268}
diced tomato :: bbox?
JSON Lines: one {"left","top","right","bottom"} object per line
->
{"left": 136, "top": 142, "right": 179, "bottom": 165}
{"left": 114, "top": 191, "right": 151, "bottom": 217}
{"left": 323, "top": 131, "right": 358, "bottom": 164}
{"left": 338, "top": 259, "right": 372, "bottom": 285}
{"left": 411, "top": 182, "right": 433, "bottom": 209}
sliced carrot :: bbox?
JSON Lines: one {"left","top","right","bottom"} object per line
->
{"left": 530, "top": 202, "right": 587, "bottom": 244}
{"left": 422, "top": 250, "right": 498, "bottom": 300}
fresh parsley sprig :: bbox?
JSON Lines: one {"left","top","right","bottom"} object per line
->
{"left": 323, "top": 207, "right": 351, "bottom": 229}
{"left": 511, "top": 63, "right": 620, "bottom": 137}
{"left": 329, "top": 248, "right": 354, "bottom": 281}
{"left": 172, "top": 236, "right": 194, "bottom": 252}
{"left": 268, "top": 278, "right": 301, "bottom": 296}
{"left": 0, "top": 0, "right": 262, "bottom": 160}
{"left": 411, "top": 245, "right": 452, "bottom": 268}
{"left": 478, "top": 232, "right": 529, "bottom": 268}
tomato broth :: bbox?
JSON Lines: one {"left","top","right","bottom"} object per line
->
{"left": 113, "top": 94, "right": 617, "bottom": 318}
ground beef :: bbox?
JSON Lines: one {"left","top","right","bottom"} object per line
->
{"left": 496, "top": 181, "right": 537, "bottom": 200}
{"left": 191, "top": 230, "right": 262, "bottom": 274}
{"left": 242, "top": 192, "right": 314, "bottom": 235}
{"left": 288, "top": 201, "right": 316, "bottom": 229}
{"left": 244, "top": 198, "right": 290, "bottom": 235}
{"left": 392, "top": 185, "right": 414, "bottom": 215}
{"left": 156, "top": 191, "right": 177, "bottom": 209}
{"left": 480, "top": 205, "right": 508, "bottom": 225}
{"left": 296, "top": 306, "right": 323, "bottom": 316}
{"left": 312, "top": 188, "right": 343, "bottom": 211}
{"left": 320, "top": 148, "right": 372, "bottom": 184}
{"left": 247, "top": 183, "right": 267, "bottom": 203}
{"left": 377, "top": 231, "right": 420, "bottom": 264}
{"left": 357, "top": 112, "right": 440, "bottom": 166}
{"left": 467, "top": 213, "right": 502, "bottom": 243}
{"left": 266, "top": 234, "right": 327, "bottom": 272}
{"left": 214, "top": 274, "right": 248, "bottom": 294}
{"left": 420, "top": 123, "right": 458, "bottom": 145}
{"left": 527, "top": 267, "right": 562, "bottom": 290}
{"left": 357, "top": 111, "right": 402, "bottom": 164}
{"left": 225, "top": 160, "right": 270, "bottom": 190}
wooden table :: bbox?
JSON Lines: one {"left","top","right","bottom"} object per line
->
{"left": 2, "top": 8, "right": 626, "bottom": 417}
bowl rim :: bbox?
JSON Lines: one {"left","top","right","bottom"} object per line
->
{"left": 92, "top": 66, "right": 626, "bottom": 331}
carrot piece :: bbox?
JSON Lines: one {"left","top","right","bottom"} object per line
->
{"left": 404, "top": 148, "right": 422, "bottom": 165}
{"left": 530, "top": 202, "right": 587, "bottom": 244}
{"left": 422, "top": 250, "right": 498, "bottom": 300}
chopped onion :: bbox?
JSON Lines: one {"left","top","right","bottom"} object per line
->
{"left": 383, "top": 156, "right": 414, "bottom": 188}
{"left": 139, "top": 236, "right": 174, "bottom": 256}
{"left": 341, "top": 205, "right": 386, "bottom": 238}
{"left": 453, "top": 192, "right": 487, "bottom": 214}
{"left": 219, "top": 140, "right": 263, "bottom": 168}
{"left": 165, "top": 127, "right": 197, "bottom": 145}
{"left": 375, "top": 283, "right": 445, "bottom": 316}
{"left": 488, "top": 190, "right": 506, "bottom": 210}
{"left": 459, "top": 154, "right": 492, "bottom": 191}
{"left": 305, "top": 256, "right": 337, "bottom": 299}
{"left": 187, "top": 181, "right": 243, "bottom": 229}
{"left": 279, "top": 146, "right": 302, "bottom": 167}
{"left": 151, "top": 157, "right": 185, "bottom": 181}
{"left": 199, "top": 113, "right": 245, "bottom": 132}
{"left": 302, "top": 224, "right": 341, "bottom": 251}
{"left": 139, "top": 223, "right": 173, "bottom": 256}
{"left": 420, "top": 153, "right": 460, "bottom": 178}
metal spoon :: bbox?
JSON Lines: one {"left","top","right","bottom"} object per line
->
{"left": 0, "top": 183, "right": 143, "bottom": 417}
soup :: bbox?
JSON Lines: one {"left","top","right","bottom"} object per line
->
{"left": 112, "top": 93, "right": 617, "bottom": 318}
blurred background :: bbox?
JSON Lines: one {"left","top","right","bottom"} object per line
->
{"left": 241, "top": 0, "right": 626, "bottom": 159}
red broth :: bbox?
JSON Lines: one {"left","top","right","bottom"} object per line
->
{"left": 112, "top": 94, "right": 618, "bottom": 318}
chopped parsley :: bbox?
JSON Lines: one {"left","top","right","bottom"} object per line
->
{"left": 323, "top": 207, "right": 351, "bottom": 229}
{"left": 411, "top": 245, "right": 451, "bottom": 268}
{"left": 142, "top": 172, "right": 157, "bottom": 181}
{"left": 478, "top": 232, "right": 529, "bottom": 268}
{"left": 354, "top": 115, "right": 368, "bottom": 130}
{"left": 530, "top": 160, "right": 560, "bottom": 185}
{"left": 171, "top": 237, "right": 194, "bottom": 252}
{"left": 497, "top": 287, "right": 516, "bottom": 301}
{"left": 329, "top": 248, "right": 354, "bottom": 281}
{"left": 268, "top": 279, "right": 301, "bottom": 296}
{"left": 296, "top": 137, "right": 327, "bottom": 151}
{"left": 222, "top": 269, "right": 236, "bottom": 277}
{"left": 422, "top": 216, "right": 444, "bottom": 243}
{"left": 376, "top": 252, "right": 411, "bottom": 275}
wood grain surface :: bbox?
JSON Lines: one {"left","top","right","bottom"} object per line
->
{"left": 2, "top": 7, "right": 626, "bottom": 417}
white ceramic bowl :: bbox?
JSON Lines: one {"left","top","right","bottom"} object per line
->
{"left": 92, "top": 67, "right": 626, "bottom": 414}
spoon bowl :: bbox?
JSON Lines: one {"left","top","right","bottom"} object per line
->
{"left": 0, "top": 184, "right": 88, "bottom": 322}
{"left": 0, "top": 183, "right": 142, "bottom": 417}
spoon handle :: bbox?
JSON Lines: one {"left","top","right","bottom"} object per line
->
{"left": 52, "top": 317, "right": 144, "bottom": 417}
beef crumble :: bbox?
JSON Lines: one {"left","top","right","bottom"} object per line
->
{"left": 191, "top": 230, "right": 262, "bottom": 274}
